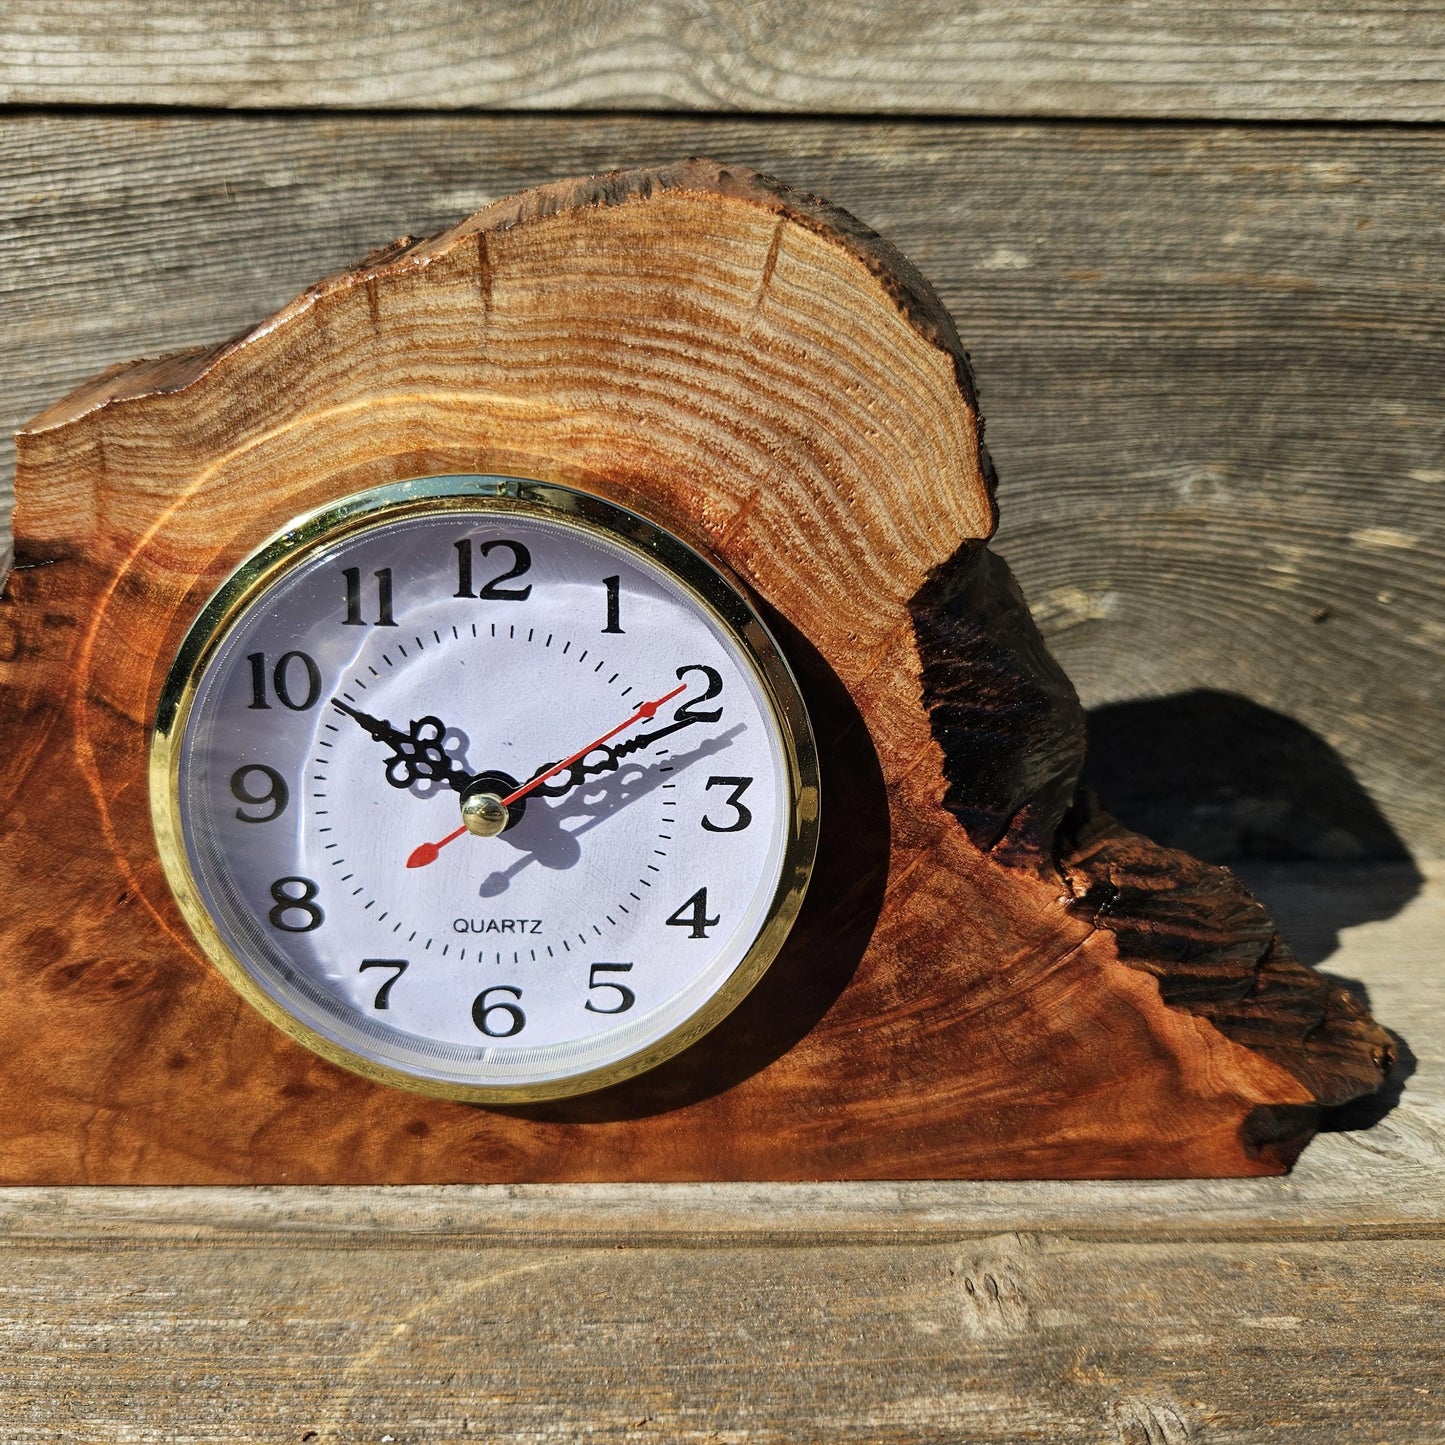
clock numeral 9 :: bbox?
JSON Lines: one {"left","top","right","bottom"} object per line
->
{"left": 701, "top": 775, "right": 753, "bottom": 833}
{"left": 584, "top": 963, "right": 635, "bottom": 1014}
{"left": 341, "top": 566, "right": 397, "bottom": 627}
{"left": 268, "top": 877, "right": 323, "bottom": 933}
{"left": 230, "top": 764, "right": 289, "bottom": 823}
{"left": 454, "top": 538, "right": 532, "bottom": 601}
{"left": 247, "top": 650, "right": 321, "bottom": 711}
{"left": 472, "top": 985, "right": 526, "bottom": 1037}
{"left": 666, "top": 888, "right": 720, "bottom": 939}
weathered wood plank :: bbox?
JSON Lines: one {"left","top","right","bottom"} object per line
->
{"left": 3, "top": 115, "right": 1441, "bottom": 858}
{"left": 4, "top": 0, "right": 1444, "bottom": 119}
{"left": 0, "top": 1240, "right": 1440, "bottom": 1439}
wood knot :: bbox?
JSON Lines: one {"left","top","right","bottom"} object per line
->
{"left": 1108, "top": 1394, "right": 1195, "bottom": 1445}
{"left": 951, "top": 1248, "right": 1032, "bottom": 1336}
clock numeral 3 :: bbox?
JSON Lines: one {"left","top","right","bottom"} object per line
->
{"left": 666, "top": 888, "right": 720, "bottom": 940}
{"left": 341, "top": 566, "right": 397, "bottom": 627}
{"left": 701, "top": 775, "right": 753, "bottom": 833}
{"left": 472, "top": 985, "right": 526, "bottom": 1037}
{"left": 454, "top": 538, "right": 532, "bottom": 601}
{"left": 247, "top": 650, "right": 321, "bottom": 711}
{"left": 230, "top": 764, "right": 289, "bottom": 823}
{"left": 359, "top": 958, "right": 408, "bottom": 1009}
{"left": 268, "top": 877, "right": 324, "bottom": 933}
{"left": 584, "top": 962, "right": 635, "bottom": 1014}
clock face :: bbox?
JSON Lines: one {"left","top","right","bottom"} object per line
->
{"left": 151, "top": 476, "right": 818, "bottom": 1100}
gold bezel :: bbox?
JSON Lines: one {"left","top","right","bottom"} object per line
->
{"left": 149, "top": 474, "right": 820, "bottom": 1103}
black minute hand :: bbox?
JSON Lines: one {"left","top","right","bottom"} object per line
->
{"left": 330, "top": 698, "right": 473, "bottom": 793}
{"left": 526, "top": 713, "right": 707, "bottom": 799}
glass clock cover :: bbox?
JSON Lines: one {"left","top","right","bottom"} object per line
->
{"left": 151, "top": 476, "right": 818, "bottom": 1101}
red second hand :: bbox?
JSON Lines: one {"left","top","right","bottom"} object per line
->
{"left": 405, "top": 681, "right": 688, "bottom": 869}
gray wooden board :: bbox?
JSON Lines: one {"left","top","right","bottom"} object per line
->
{"left": 4, "top": 0, "right": 1445, "bottom": 120}
{"left": 0, "top": 1235, "right": 1442, "bottom": 1442}
{"left": 3, "top": 115, "right": 1441, "bottom": 856}
{"left": 0, "top": 863, "right": 1440, "bottom": 1441}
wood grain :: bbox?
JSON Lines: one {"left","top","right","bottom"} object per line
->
{"left": 0, "top": 865, "right": 1436, "bottom": 1433}
{"left": 4, "top": 0, "right": 1444, "bottom": 119}
{"left": 6, "top": 847, "right": 1445, "bottom": 1237}
{"left": 2, "top": 160, "right": 1391, "bottom": 1181}
{"left": 3, "top": 114, "right": 1439, "bottom": 859}
{"left": 0, "top": 1237, "right": 1431, "bottom": 1442}
{"left": 2, "top": 1232, "right": 1440, "bottom": 1442}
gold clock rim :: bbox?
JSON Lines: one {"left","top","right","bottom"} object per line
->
{"left": 149, "top": 474, "right": 821, "bottom": 1104}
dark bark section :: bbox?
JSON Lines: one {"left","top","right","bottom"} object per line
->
{"left": 909, "top": 547, "right": 1393, "bottom": 1115}
{"left": 908, "top": 540, "right": 1086, "bottom": 865}
{"left": 1053, "top": 789, "right": 1392, "bottom": 1108}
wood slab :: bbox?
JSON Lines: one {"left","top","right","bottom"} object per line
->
{"left": 2, "top": 160, "right": 1390, "bottom": 1181}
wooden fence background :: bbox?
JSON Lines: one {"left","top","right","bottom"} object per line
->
{"left": 1, "top": 4, "right": 1442, "bottom": 1439}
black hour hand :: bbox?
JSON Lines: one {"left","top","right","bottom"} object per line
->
{"left": 331, "top": 699, "right": 472, "bottom": 792}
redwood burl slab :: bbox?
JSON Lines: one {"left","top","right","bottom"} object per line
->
{"left": 0, "top": 159, "right": 1390, "bottom": 1181}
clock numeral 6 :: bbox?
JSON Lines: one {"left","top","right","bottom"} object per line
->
{"left": 472, "top": 985, "right": 526, "bottom": 1037}
{"left": 230, "top": 764, "right": 289, "bottom": 823}
{"left": 268, "top": 877, "right": 323, "bottom": 933}
{"left": 359, "top": 958, "right": 409, "bottom": 1009}
{"left": 701, "top": 775, "right": 753, "bottom": 833}
{"left": 584, "top": 962, "right": 635, "bottom": 1014}
{"left": 454, "top": 538, "right": 532, "bottom": 601}
{"left": 247, "top": 650, "right": 321, "bottom": 711}
{"left": 666, "top": 888, "right": 720, "bottom": 940}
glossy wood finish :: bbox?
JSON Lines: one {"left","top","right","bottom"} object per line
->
{"left": 0, "top": 162, "right": 1394, "bottom": 1181}
{"left": 0, "top": 861, "right": 1436, "bottom": 1437}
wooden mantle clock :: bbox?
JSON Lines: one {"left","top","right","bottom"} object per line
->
{"left": 0, "top": 160, "right": 1391, "bottom": 1183}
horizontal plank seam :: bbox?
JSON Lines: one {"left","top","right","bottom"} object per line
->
{"left": 1, "top": 1224, "right": 1442, "bottom": 1250}
{"left": 2, "top": 100, "right": 1445, "bottom": 132}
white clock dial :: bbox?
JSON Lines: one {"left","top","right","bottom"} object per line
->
{"left": 152, "top": 477, "right": 818, "bottom": 1100}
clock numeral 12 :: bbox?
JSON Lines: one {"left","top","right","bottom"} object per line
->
{"left": 454, "top": 539, "right": 532, "bottom": 601}
{"left": 666, "top": 888, "right": 720, "bottom": 940}
{"left": 341, "top": 566, "right": 396, "bottom": 627}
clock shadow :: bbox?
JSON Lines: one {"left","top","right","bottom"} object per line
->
{"left": 489, "top": 608, "right": 890, "bottom": 1123}
{"left": 472, "top": 724, "right": 750, "bottom": 894}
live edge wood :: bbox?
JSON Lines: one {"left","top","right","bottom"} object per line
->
{"left": 0, "top": 160, "right": 1390, "bottom": 1183}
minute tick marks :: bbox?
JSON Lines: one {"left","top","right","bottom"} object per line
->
{"left": 157, "top": 480, "right": 812, "bottom": 1099}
